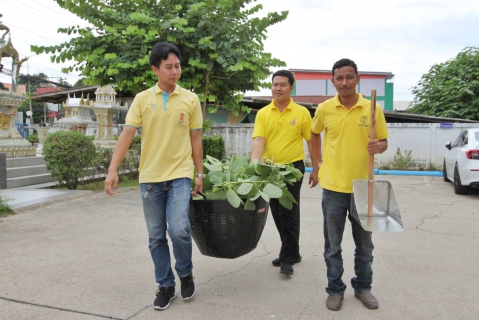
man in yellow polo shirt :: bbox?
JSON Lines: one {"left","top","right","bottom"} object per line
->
{"left": 310, "top": 59, "right": 389, "bottom": 311}
{"left": 251, "top": 70, "right": 316, "bottom": 276}
{"left": 104, "top": 42, "right": 204, "bottom": 311}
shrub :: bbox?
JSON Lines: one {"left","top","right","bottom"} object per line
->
{"left": 390, "top": 148, "right": 414, "bottom": 170}
{"left": 27, "top": 134, "right": 39, "bottom": 144}
{"left": 0, "top": 194, "right": 14, "bottom": 217}
{"left": 202, "top": 136, "right": 225, "bottom": 160}
{"left": 43, "top": 131, "right": 96, "bottom": 190}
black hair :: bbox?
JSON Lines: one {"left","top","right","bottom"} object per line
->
{"left": 332, "top": 58, "right": 358, "bottom": 76}
{"left": 272, "top": 70, "right": 295, "bottom": 86}
{"left": 149, "top": 42, "right": 181, "bottom": 68}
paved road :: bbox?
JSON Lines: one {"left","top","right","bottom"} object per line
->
{"left": 1, "top": 175, "right": 478, "bottom": 319}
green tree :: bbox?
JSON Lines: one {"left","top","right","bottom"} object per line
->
{"left": 409, "top": 47, "right": 479, "bottom": 120}
{"left": 18, "top": 72, "right": 49, "bottom": 124}
{"left": 58, "top": 77, "right": 71, "bottom": 88}
{"left": 18, "top": 72, "right": 49, "bottom": 94}
{"left": 18, "top": 99, "right": 44, "bottom": 124}
{"left": 31, "top": 0, "right": 288, "bottom": 115}
{"left": 74, "top": 78, "right": 86, "bottom": 87}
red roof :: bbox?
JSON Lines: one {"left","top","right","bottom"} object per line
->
{"left": 36, "top": 87, "right": 63, "bottom": 94}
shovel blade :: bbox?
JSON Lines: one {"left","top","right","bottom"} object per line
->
{"left": 352, "top": 179, "right": 404, "bottom": 232}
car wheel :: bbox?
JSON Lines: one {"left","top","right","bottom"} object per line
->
{"left": 454, "top": 164, "right": 470, "bottom": 195}
{"left": 443, "top": 160, "right": 450, "bottom": 182}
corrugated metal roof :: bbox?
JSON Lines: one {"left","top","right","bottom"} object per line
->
{"left": 289, "top": 68, "right": 395, "bottom": 79}
{"left": 245, "top": 95, "right": 334, "bottom": 106}
{"left": 241, "top": 95, "right": 479, "bottom": 124}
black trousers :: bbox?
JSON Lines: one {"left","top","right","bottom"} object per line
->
{"left": 270, "top": 160, "right": 305, "bottom": 264}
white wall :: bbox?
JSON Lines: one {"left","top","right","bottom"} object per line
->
{"left": 205, "top": 123, "right": 479, "bottom": 168}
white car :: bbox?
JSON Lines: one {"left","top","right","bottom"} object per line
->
{"left": 443, "top": 128, "right": 479, "bottom": 194}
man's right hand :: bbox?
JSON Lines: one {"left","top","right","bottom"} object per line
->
{"left": 105, "top": 171, "right": 119, "bottom": 196}
{"left": 309, "top": 169, "right": 319, "bottom": 188}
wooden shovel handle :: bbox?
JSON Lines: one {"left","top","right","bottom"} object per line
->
{"left": 368, "top": 90, "right": 376, "bottom": 217}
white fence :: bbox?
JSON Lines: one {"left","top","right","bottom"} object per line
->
{"left": 205, "top": 123, "right": 479, "bottom": 168}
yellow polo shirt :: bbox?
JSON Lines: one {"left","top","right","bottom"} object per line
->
{"left": 252, "top": 98, "right": 312, "bottom": 164}
{"left": 125, "top": 84, "right": 203, "bottom": 183}
{"left": 312, "top": 94, "right": 389, "bottom": 193}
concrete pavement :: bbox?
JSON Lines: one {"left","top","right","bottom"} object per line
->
{"left": 1, "top": 174, "right": 478, "bottom": 319}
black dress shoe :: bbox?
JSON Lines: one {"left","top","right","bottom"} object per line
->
{"left": 280, "top": 262, "right": 294, "bottom": 275}
{"left": 272, "top": 256, "right": 302, "bottom": 267}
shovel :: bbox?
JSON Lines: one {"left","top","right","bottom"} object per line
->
{"left": 351, "top": 90, "right": 404, "bottom": 232}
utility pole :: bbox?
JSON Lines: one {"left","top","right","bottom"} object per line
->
{"left": 27, "top": 60, "right": 32, "bottom": 124}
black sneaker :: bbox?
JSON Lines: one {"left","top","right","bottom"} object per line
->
{"left": 153, "top": 286, "right": 176, "bottom": 310}
{"left": 180, "top": 273, "right": 195, "bottom": 300}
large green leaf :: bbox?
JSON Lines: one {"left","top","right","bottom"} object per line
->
{"left": 209, "top": 172, "right": 223, "bottom": 185}
{"left": 244, "top": 198, "right": 256, "bottom": 210}
{"left": 227, "top": 188, "right": 242, "bottom": 208}
{"left": 255, "top": 162, "right": 272, "bottom": 177}
{"left": 205, "top": 189, "right": 227, "bottom": 200}
{"left": 237, "top": 183, "right": 254, "bottom": 195}
{"left": 204, "top": 163, "right": 222, "bottom": 173}
{"left": 230, "top": 156, "right": 249, "bottom": 173}
{"left": 263, "top": 184, "right": 283, "bottom": 198}
{"left": 281, "top": 189, "right": 298, "bottom": 204}
{"left": 260, "top": 191, "right": 270, "bottom": 202}
{"left": 278, "top": 196, "right": 293, "bottom": 210}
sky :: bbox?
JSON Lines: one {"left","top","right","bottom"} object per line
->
{"left": 1, "top": 0, "right": 479, "bottom": 101}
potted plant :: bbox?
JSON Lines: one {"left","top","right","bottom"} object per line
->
{"left": 189, "top": 155, "right": 304, "bottom": 259}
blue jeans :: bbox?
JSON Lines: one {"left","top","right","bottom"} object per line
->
{"left": 140, "top": 178, "right": 193, "bottom": 288}
{"left": 322, "top": 188, "right": 374, "bottom": 295}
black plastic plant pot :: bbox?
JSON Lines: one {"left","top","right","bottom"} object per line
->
{"left": 189, "top": 194, "right": 270, "bottom": 259}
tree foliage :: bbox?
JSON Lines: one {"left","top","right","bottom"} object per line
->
{"left": 18, "top": 72, "right": 49, "bottom": 94}
{"left": 409, "top": 47, "right": 479, "bottom": 120}
{"left": 31, "top": 0, "right": 288, "bottom": 115}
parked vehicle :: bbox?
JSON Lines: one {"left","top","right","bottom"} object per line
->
{"left": 443, "top": 128, "right": 479, "bottom": 194}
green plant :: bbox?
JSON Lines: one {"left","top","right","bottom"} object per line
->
{"left": 0, "top": 194, "right": 14, "bottom": 217}
{"left": 27, "top": 134, "right": 39, "bottom": 144}
{"left": 195, "top": 155, "right": 303, "bottom": 210}
{"left": 202, "top": 136, "right": 225, "bottom": 160}
{"left": 43, "top": 131, "right": 96, "bottom": 190}
{"left": 390, "top": 148, "right": 414, "bottom": 170}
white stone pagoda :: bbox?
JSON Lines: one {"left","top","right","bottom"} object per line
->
{"left": 52, "top": 93, "right": 96, "bottom": 134}
{"left": 92, "top": 85, "right": 128, "bottom": 146}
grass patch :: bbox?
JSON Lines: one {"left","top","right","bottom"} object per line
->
{"left": 0, "top": 195, "right": 15, "bottom": 217}
{"left": 49, "top": 177, "right": 140, "bottom": 192}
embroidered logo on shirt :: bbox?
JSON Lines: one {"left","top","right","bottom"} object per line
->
{"left": 179, "top": 113, "right": 185, "bottom": 125}
{"left": 147, "top": 103, "right": 156, "bottom": 108}
{"left": 290, "top": 118, "right": 297, "bottom": 126}
{"left": 359, "top": 116, "right": 368, "bottom": 127}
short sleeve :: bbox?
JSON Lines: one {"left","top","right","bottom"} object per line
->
{"left": 302, "top": 109, "right": 312, "bottom": 140}
{"left": 312, "top": 104, "right": 324, "bottom": 134}
{"left": 375, "top": 104, "right": 389, "bottom": 140}
{"left": 189, "top": 95, "right": 203, "bottom": 130}
{"left": 252, "top": 109, "right": 266, "bottom": 139}
{"left": 125, "top": 94, "right": 142, "bottom": 128}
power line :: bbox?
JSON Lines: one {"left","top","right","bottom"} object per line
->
{"left": 3, "top": 0, "right": 75, "bottom": 27}
{"left": 4, "top": 22, "right": 64, "bottom": 45}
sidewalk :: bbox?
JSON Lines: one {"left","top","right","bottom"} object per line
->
{"left": 1, "top": 174, "right": 478, "bottom": 319}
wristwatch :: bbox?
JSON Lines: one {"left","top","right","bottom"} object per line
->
{"left": 196, "top": 173, "right": 206, "bottom": 179}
